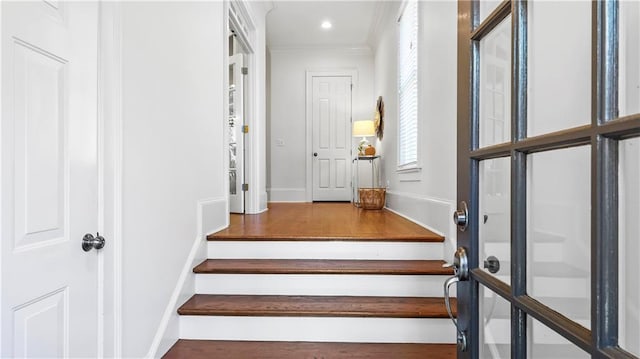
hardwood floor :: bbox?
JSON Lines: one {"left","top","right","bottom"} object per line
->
{"left": 163, "top": 340, "right": 457, "bottom": 359}
{"left": 178, "top": 294, "right": 456, "bottom": 318}
{"left": 209, "top": 202, "right": 444, "bottom": 242}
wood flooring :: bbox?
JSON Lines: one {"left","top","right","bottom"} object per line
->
{"left": 193, "top": 259, "right": 454, "bottom": 275}
{"left": 209, "top": 202, "right": 444, "bottom": 242}
{"left": 163, "top": 340, "right": 457, "bottom": 359}
{"left": 178, "top": 294, "right": 456, "bottom": 318}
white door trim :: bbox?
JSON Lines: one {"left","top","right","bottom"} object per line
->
{"left": 305, "top": 69, "right": 358, "bottom": 202}
{"left": 98, "top": 2, "right": 123, "bottom": 357}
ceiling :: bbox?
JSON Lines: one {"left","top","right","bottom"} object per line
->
{"left": 266, "top": 1, "right": 392, "bottom": 50}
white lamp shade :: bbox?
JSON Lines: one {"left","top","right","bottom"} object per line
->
{"left": 353, "top": 120, "right": 376, "bottom": 137}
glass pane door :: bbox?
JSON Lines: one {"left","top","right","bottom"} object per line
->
{"left": 456, "top": 0, "right": 640, "bottom": 357}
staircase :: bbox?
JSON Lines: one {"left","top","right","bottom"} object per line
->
{"left": 164, "top": 204, "right": 457, "bottom": 358}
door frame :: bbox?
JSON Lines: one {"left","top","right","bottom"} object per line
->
{"left": 456, "top": 0, "right": 639, "bottom": 357}
{"left": 98, "top": 2, "right": 122, "bottom": 357}
{"left": 226, "top": 0, "right": 268, "bottom": 214}
{"left": 305, "top": 69, "right": 357, "bottom": 202}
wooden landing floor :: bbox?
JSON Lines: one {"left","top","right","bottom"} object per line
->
{"left": 209, "top": 202, "right": 444, "bottom": 242}
{"left": 163, "top": 340, "right": 457, "bottom": 359}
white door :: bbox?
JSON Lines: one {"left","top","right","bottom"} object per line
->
{"left": 229, "top": 53, "right": 245, "bottom": 213}
{"left": 1, "top": 2, "right": 100, "bottom": 358}
{"left": 311, "top": 76, "right": 352, "bottom": 201}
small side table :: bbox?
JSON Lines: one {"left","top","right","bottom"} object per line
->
{"left": 353, "top": 155, "right": 381, "bottom": 207}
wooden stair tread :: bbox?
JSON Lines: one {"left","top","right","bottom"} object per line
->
{"left": 208, "top": 233, "right": 444, "bottom": 242}
{"left": 163, "top": 340, "right": 457, "bottom": 359}
{"left": 194, "top": 259, "right": 454, "bottom": 275}
{"left": 178, "top": 294, "right": 456, "bottom": 318}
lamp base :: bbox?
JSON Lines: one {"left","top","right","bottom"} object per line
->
{"left": 364, "top": 145, "right": 376, "bottom": 156}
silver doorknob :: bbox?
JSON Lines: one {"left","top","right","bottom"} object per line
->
{"left": 452, "top": 201, "right": 469, "bottom": 231}
{"left": 82, "top": 232, "right": 105, "bottom": 252}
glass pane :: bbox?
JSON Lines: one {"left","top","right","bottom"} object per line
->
{"left": 479, "top": 0, "right": 504, "bottom": 25}
{"left": 527, "top": 146, "right": 590, "bottom": 328}
{"left": 479, "top": 157, "right": 510, "bottom": 284}
{"left": 619, "top": 137, "right": 640, "bottom": 356}
{"left": 527, "top": 316, "right": 589, "bottom": 358}
{"left": 479, "top": 16, "right": 511, "bottom": 148}
{"left": 480, "top": 286, "right": 511, "bottom": 359}
{"left": 528, "top": 1, "right": 591, "bottom": 136}
{"left": 619, "top": 0, "right": 640, "bottom": 117}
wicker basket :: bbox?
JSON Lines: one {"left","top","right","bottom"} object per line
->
{"left": 358, "top": 188, "right": 386, "bottom": 210}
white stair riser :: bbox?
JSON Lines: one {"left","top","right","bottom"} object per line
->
{"left": 484, "top": 242, "right": 564, "bottom": 262}
{"left": 180, "top": 316, "right": 456, "bottom": 343}
{"left": 532, "top": 277, "right": 589, "bottom": 299}
{"left": 481, "top": 319, "right": 590, "bottom": 344}
{"left": 195, "top": 274, "right": 455, "bottom": 297}
{"left": 489, "top": 276, "right": 588, "bottom": 299}
{"left": 208, "top": 241, "right": 444, "bottom": 260}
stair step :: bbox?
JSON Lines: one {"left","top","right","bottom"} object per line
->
{"left": 163, "top": 340, "right": 456, "bottom": 359}
{"left": 194, "top": 259, "right": 454, "bottom": 275}
{"left": 178, "top": 294, "right": 455, "bottom": 318}
{"left": 208, "top": 233, "right": 444, "bottom": 242}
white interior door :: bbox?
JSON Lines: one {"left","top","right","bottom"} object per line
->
{"left": 1, "top": 2, "right": 100, "bottom": 357}
{"left": 229, "top": 53, "right": 244, "bottom": 213}
{"left": 311, "top": 76, "right": 352, "bottom": 201}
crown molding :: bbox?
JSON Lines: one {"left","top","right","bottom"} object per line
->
{"left": 267, "top": 45, "right": 373, "bottom": 53}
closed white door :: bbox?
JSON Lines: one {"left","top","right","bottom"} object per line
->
{"left": 229, "top": 53, "right": 244, "bottom": 213}
{"left": 311, "top": 76, "right": 352, "bottom": 201}
{"left": 1, "top": 2, "right": 100, "bottom": 358}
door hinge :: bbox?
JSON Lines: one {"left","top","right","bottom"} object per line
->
{"left": 242, "top": 125, "right": 249, "bottom": 133}
{"left": 241, "top": 67, "right": 248, "bottom": 75}
{"left": 242, "top": 183, "right": 249, "bottom": 191}
{"left": 350, "top": 83, "right": 353, "bottom": 90}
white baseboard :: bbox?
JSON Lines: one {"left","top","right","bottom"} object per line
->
{"left": 259, "top": 191, "right": 268, "bottom": 211}
{"left": 267, "top": 187, "right": 307, "bottom": 202}
{"left": 385, "top": 191, "right": 457, "bottom": 259}
{"left": 146, "top": 197, "right": 227, "bottom": 359}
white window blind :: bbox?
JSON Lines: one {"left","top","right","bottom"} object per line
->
{"left": 398, "top": 0, "right": 418, "bottom": 168}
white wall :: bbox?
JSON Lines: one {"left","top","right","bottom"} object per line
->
{"left": 117, "top": 3, "right": 227, "bottom": 357}
{"left": 268, "top": 48, "right": 374, "bottom": 202}
{"left": 373, "top": 1, "right": 458, "bottom": 256}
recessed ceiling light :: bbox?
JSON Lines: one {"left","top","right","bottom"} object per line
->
{"left": 321, "top": 21, "right": 332, "bottom": 30}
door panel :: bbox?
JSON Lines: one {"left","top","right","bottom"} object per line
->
{"left": 527, "top": 1, "right": 591, "bottom": 137}
{"left": 312, "top": 76, "right": 352, "bottom": 201}
{"left": 619, "top": 0, "right": 640, "bottom": 117}
{"left": 479, "top": 286, "right": 510, "bottom": 359}
{"left": 229, "top": 53, "right": 244, "bottom": 213}
{"left": 456, "top": 0, "right": 640, "bottom": 357}
{"left": 1, "top": 2, "right": 99, "bottom": 357}
{"left": 619, "top": 138, "right": 640, "bottom": 356}
{"left": 527, "top": 147, "right": 591, "bottom": 328}
{"left": 478, "top": 157, "right": 510, "bottom": 285}
{"left": 479, "top": 16, "right": 511, "bottom": 148}
{"left": 527, "top": 316, "right": 590, "bottom": 358}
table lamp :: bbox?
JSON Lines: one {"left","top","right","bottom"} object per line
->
{"left": 353, "top": 120, "right": 376, "bottom": 156}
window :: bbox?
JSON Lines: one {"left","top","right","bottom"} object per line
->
{"left": 398, "top": 0, "right": 418, "bottom": 169}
